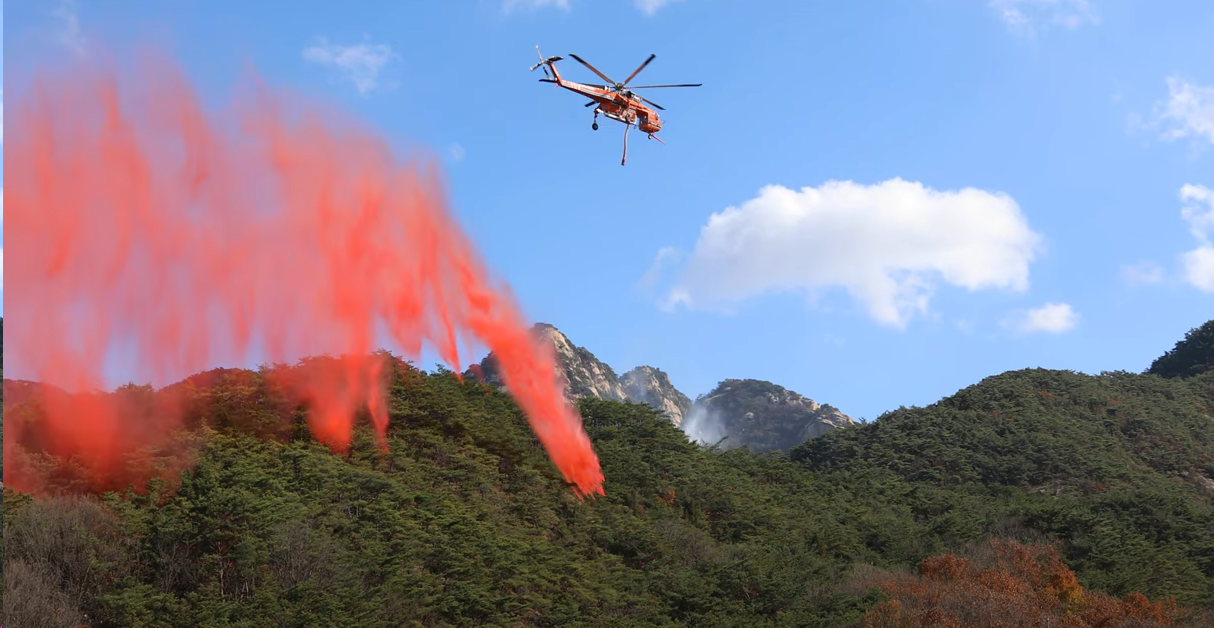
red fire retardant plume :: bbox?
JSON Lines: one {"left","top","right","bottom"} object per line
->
{"left": 3, "top": 52, "right": 605, "bottom": 498}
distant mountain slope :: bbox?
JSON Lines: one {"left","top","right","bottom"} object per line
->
{"left": 1147, "top": 319, "right": 1214, "bottom": 379}
{"left": 465, "top": 323, "right": 852, "bottom": 447}
{"left": 793, "top": 367, "right": 1214, "bottom": 490}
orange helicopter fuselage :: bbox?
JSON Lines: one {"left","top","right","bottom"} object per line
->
{"left": 544, "top": 61, "right": 663, "bottom": 134}
{"left": 592, "top": 96, "right": 663, "bottom": 134}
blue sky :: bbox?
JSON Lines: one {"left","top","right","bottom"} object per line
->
{"left": 4, "top": 0, "right": 1214, "bottom": 423}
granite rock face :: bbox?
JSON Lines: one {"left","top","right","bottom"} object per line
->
{"left": 620, "top": 365, "right": 693, "bottom": 427}
{"left": 681, "top": 379, "right": 854, "bottom": 453}
{"left": 465, "top": 323, "right": 628, "bottom": 402}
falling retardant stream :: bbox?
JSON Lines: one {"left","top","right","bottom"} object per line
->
{"left": 3, "top": 51, "right": 606, "bottom": 499}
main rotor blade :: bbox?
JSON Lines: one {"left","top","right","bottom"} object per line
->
{"left": 539, "top": 78, "right": 609, "bottom": 89}
{"left": 639, "top": 96, "right": 665, "bottom": 110}
{"left": 568, "top": 53, "right": 617, "bottom": 85}
{"left": 629, "top": 83, "right": 703, "bottom": 89}
{"left": 622, "top": 53, "right": 656, "bottom": 86}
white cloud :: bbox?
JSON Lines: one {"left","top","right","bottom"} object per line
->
{"left": 1120, "top": 260, "right": 1164, "bottom": 286}
{"left": 634, "top": 0, "right": 684, "bottom": 16}
{"left": 649, "top": 178, "right": 1043, "bottom": 328}
{"left": 52, "top": 0, "right": 88, "bottom": 57}
{"left": 503, "top": 0, "right": 570, "bottom": 12}
{"left": 1179, "top": 184, "right": 1214, "bottom": 292}
{"left": 449, "top": 143, "right": 466, "bottom": 162}
{"left": 1004, "top": 302, "right": 1079, "bottom": 334}
{"left": 302, "top": 37, "right": 400, "bottom": 95}
{"left": 1156, "top": 77, "right": 1214, "bottom": 146}
{"left": 1182, "top": 247, "right": 1214, "bottom": 291}
{"left": 1181, "top": 184, "right": 1214, "bottom": 239}
{"left": 989, "top": 0, "right": 1099, "bottom": 35}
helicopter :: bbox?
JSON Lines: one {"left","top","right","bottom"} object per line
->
{"left": 530, "top": 46, "right": 701, "bottom": 165}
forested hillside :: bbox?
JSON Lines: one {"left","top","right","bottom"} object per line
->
{"left": 3, "top": 319, "right": 1213, "bottom": 627}
{"left": 793, "top": 367, "right": 1214, "bottom": 606}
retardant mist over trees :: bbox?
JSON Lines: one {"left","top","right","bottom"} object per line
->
{"left": 3, "top": 318, "right": 1213, "bottom": 626}
{"left": 5, "top": 49, "right": 1214, "bottom": 628}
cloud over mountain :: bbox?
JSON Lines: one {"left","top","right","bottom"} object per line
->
{"left": 648, "top": 178, "right": 1043, "bottom": 329}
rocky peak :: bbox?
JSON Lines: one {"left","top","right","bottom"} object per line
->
{"left": 465, "top": 324, "right": 691, "bottom": 424}
{"left": 466, "top": 323, "right": 628, "bottom": 403}
{"left": 621, "top": 366, "right": 693, "bottom": 427}
{"left": 539, "top": 324, "right": 630, "bottom": 402}
{"left": 683, "top": 378, "right": 854, "bottom": 453}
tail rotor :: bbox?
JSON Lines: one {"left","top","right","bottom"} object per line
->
{"left": 530, "top": 45, "right": 551, "bottom": 78}
{"left": 530, "top": 45, "right": 563, "bottom": 85}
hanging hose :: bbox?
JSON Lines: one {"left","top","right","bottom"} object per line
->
{"left": 622, "top": 123, "right": 631, "bottom": 165}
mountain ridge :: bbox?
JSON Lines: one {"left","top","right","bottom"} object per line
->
{"left": 464, "top": 322, "right": 854, "bottom": 453}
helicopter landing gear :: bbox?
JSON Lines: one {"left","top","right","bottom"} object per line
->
{"left": 592, "top": 110, "right": 599, "bottom": 131}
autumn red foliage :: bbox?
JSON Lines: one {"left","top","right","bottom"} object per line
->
{"left": 854, "top": 540, "right": 1194, "bottom": 628}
